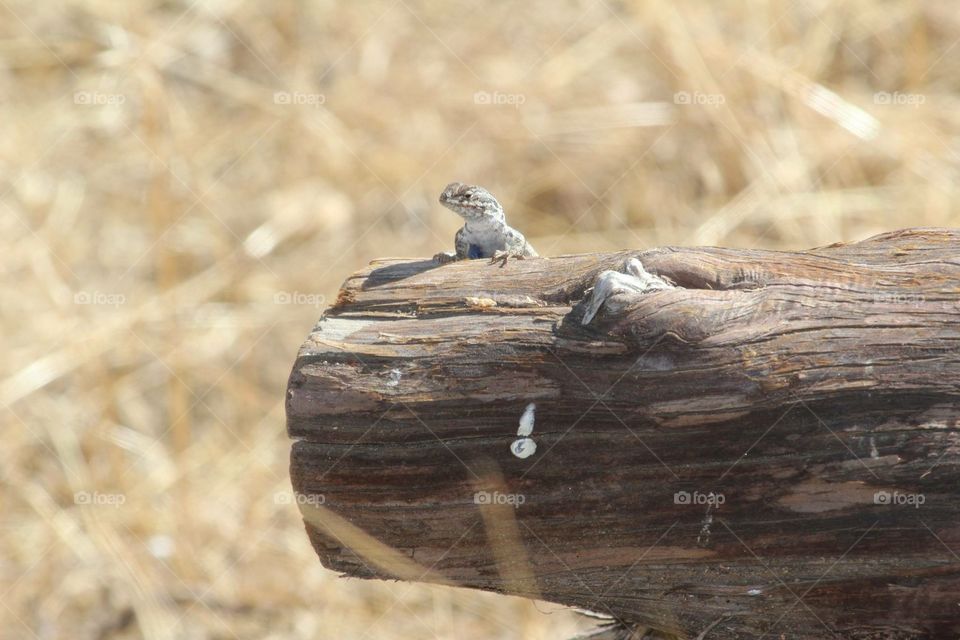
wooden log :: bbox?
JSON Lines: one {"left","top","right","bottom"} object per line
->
{"left": 286, "top": 228, "right": 960, "bottom": 639}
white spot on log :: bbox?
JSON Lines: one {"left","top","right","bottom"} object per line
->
{"left": 696, "top": 512, "right": 713, "bottom": 546}
{"left": 510, "top": 437, "right": 537, "bottom": 459}
{"left": 517, "top": 403, "right": 536, "bottom": 436}
{"left": 511, "top": 404, "right": 537, "bottom": 457}
{"left": 869, "top": 437, "right": 879, "bottom": 459}
{"left": 465, "top": 296, "right": 497, "bottom": 308}
{"left": 747, "top": 588, "right": 762, "bottom": 597}
{"left": 386, "top": 369, "right": 402, "bottom": 387}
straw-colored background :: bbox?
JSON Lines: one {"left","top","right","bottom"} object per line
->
{"left": 3, "top": 1, "right": 958, "bottom": 638}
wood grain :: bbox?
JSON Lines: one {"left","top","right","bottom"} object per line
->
{"left": 287, "top": 228, "right": 960, "bottom": 639}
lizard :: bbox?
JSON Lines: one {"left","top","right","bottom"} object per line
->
{"left": 432, "top": 182, "right": 538, "bottom": 266}
{"left": 580, "top": 257, "right": 673, "bottom": 325}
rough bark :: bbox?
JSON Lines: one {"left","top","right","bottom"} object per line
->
{"left": 286, "top": 228, "right": 960, "bottom": 639}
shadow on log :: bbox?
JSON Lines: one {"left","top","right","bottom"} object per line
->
{"left": 286, "top": 228, "right": 960, "bottom": 639}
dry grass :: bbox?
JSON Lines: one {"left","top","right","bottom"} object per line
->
{"left": 2, "top": 0, "right": 958, "bottom": 638}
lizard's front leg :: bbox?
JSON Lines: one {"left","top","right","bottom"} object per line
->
{"left": 434, "top": 227, "right": 470, "bottom": 264}
{"left": 488, "top": 249, "right": 526, "bottom": 266}
{"left": 489, "top": 230, "right": 531, "bottom": 267}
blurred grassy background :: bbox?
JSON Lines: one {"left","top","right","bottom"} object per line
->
{"left": 2, "top": 0, "right": 959, "bottom": 638}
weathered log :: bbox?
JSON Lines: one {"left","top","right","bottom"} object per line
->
{"left": 286, "top": 228, "right": 960, "bottom": 639}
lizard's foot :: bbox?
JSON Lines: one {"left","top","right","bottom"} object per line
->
{"left": 433, "top": 251, "right": 458, "bottom": 264}
{"left": 489, "top": 250, "right": 525, "bottom": 267}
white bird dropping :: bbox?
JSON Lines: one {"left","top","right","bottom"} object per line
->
{"left": 511, "top": 403, "right": 537, "bottom": 458}
{"left": 517, "top": 403, "right": 536, "bottom": 436}
{"left": 510, "top": 437, "right": 537, "bottom": 459}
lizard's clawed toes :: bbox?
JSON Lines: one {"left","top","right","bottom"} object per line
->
{"left": 489, "top": 250, "right": 525, "bottom": 267}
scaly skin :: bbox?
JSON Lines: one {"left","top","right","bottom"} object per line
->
{"left": 433, "top": 182, "right": 537, "bottom": 266}
{"left": 580, "top": 257, "right": 673, "bottom": 325}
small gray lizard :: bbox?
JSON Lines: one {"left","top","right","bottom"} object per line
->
{"left": 433, "top": 182, "right": 538, "bottom": 266}
{"left": 581, "top": 257, "right": 672, "bottom": 324}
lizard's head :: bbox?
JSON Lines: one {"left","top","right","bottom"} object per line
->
{"left": 439, "top": 182, "right": 504, "bottom": 222}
